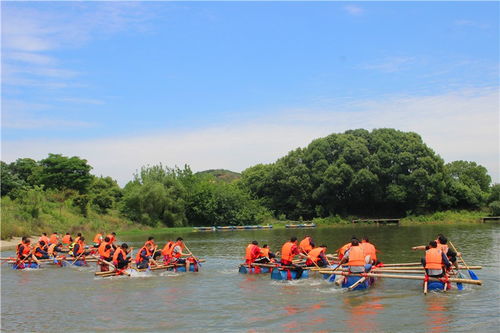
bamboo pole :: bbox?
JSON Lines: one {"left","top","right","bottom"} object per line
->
{"left": 316, "top": 271, "right": 482, "bottom": 285}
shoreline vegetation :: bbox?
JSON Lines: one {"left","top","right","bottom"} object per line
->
{"left": 2, "top": 129, "right": 499, "bottom": 240}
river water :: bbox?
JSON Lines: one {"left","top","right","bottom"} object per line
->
{"left": 1, "top": 224, "right": 499, "bottom": 332}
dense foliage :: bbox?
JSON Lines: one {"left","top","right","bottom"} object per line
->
{"left": 240, "top": 129, "right": 493, "bottom": 219}
{"left": 1, "top": 129, "right": 497, "bottom": 237}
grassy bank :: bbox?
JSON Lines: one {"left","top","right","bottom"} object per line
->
{"left": 2, "top": 193, "right": 487, "bottom": 240}
{"left": 0, "top": 196, "right": 137, "bottom": 240}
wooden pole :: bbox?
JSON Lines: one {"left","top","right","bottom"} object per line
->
{"left": 316, "top": 271, "right": 482, "bottom": 285}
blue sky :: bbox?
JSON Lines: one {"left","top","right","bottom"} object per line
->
{"left": 2, "top": 1, "right": 499, "bottom": 184}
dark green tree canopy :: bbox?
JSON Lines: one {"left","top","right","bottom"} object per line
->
{"left": 38, "top": 154, "right": 93, "bottom": 193}
{"left": 241, "top": 128, "right": 492, "bottom": 218}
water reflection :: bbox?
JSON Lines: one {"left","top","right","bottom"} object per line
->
{"left": 343, "top": 295, "right": 384, "bottom": 332}
{"left": 424, "top": 294, "right": 453, "bottom": 332}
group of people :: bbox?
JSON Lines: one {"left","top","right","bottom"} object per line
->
{"left": 96, "top": 235, "right": 197, "bottom": 272}
{"left": 15, "top": 232, "right": 198, "bottom": 273}
{"left": 412, "top": 233, "right": 460, "bottom": 278}
{"left": 244, "top": 235, "right": 379, "bottom": 279}
{"left": 15, "top": 231, "right": 118, "bottom": 265}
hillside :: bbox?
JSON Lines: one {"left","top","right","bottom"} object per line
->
{"left": 196, "top": 169, "right": 241, "bottom": 183}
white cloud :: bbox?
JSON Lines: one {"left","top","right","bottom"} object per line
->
{"left": 344, "top": 5, "right": 364, "bottom": 16}
{"left": 2, "top": 88, "right": 498, "bottom": 185}
{"left": 1, "top": 3, "right": 152, "bottom": 88}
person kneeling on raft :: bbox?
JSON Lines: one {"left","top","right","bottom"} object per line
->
{"left": 421, "top": 240, "right": 451, "bottom": 278}
{"left": 112, "top": 243, "right": 132, "bottom": 270}
{"left": 135, "top": 242, "right": 156, "bottom": 269}
{"left": 335, "top": 239, "right": 372, "bottom": 284}
{"left": 170, "top": 237, "right": 193, "bottom": 272}
{"left": 305, "top": 245, "right": 328, "bottom": 267}
{"left": 280, "top": 237, "right": 307, "bottom": 278}
{"left": 34, "top": 240, "right": 50, "bottom": 260}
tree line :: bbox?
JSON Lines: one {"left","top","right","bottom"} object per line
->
{"left": 1, "top": 129, "right": 499, "bottom": 230}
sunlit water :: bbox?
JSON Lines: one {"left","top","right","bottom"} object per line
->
{"left": 2, "top": 224, "right": 499, "bottom": 332}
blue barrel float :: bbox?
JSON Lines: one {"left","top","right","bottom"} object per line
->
{"left": 239, "top": 265, "right": 271, "bottom": 274}
{"left": 271, "top": 267, "right": 309, "bottom": 280}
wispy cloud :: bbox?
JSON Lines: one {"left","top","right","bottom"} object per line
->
{"left": 1, "top": 99, "right": 95, "bottom": 129}
{"left": 344, "top": 5, "right": 364, "bottom": 16}
{"left": 2, "top": 88, "right": 497, "bottom": 184}
{"left": 2, "top": 2, "right": 153, "bottom": 89}
{"left": 359, "top": 56, "right": 418, "bottom": 73}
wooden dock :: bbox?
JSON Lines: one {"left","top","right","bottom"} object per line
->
{"left": 352, "top": 218, "right": 400, "bottom": 225}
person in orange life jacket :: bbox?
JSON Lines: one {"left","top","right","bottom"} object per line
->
{"left": 34, "top": 240, "right": 50, "bottom": 259}
{"left": 337, "top": 235, "right": 358, "bottom": 260}
{"left": 161, "top": 239, "right": 175, "bottom": 262}
{"left": 62, "top": 233, "right": 72, "bottom": 247}
{"left": 106, "top": 232, "right": 117, "bottom": 250}
{"left": 72, "top": 237, "right": 89, "bottom": 257}
{"left": 245, "top": 241, "right": 262, "bottom": 264}
{"left": 412, "top": 234, "right": 458, "bottom": 269}
{"left": 171, "top": 237, "right": 193, "bottom": 271}
{"left": 16, "top": 236, "right": 28, "bottom": 257}
{"left": 306, "top": 245, "right": 328, "bottom": 267}
{"left": 49, "top": 232, "right": 59, "bottom": 245}
{"left": 338, "top": 239, "right": 368, "bottom": 273}
{"left": 420, "top": 240, "right": 451, "bottom": 278}
{"left": 92, "top": 232, "right": 104, "bottom": 247}
{"left": 299, "top": 235, "right": 314, "bottom": 254}
{"left": 281, "top": 237, "right": 307, "bottom": 278}
{"left": 113, "top": 243, "right": 131, "bottom": 270}
{"left": 74, "top": 233, "right": 82, "bottom": 244}
{"left": 47, "top": 242, "right": 63, "bottom": 257}
{"left": 360, "top": 237, "right": 379, "bottom": 265}
{"left": 136, "top": 242, "right": 156, "bottom": 269}
{"left": 39, "top": 233, "right": 50, "bottom": 245}
{"left": 17, "top": 239, "right": 40, "bottom": 264}
{"left": 145, "top": 236, "right": 162, "bottom": 260}
{"left": 257, "top": 244, "right": 276, "bottom": 263}
{"left": 97, "top": 237, "right": 113, "bottom": 271}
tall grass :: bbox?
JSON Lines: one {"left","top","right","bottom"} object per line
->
{"left": 1, "top": 196, "right": 134, "bottom": 240}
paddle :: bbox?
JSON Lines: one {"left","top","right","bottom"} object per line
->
{"left": 448, "top": 241, "right": 478, "bottom": 280}
{"left": 71, "top": 251, "right": 85, "bottom": 265}
{"left": 424, "top": 279, "right": 428, "bottom": 295}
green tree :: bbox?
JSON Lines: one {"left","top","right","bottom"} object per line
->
{"left": 38, "top": 154, "right": 93, "bottom": 194}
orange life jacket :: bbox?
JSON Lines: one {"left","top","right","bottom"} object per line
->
{"left": 39, "top": 235, "right": 49, "bottom": 245}
{"left": 106, "top": 234, "right": 116, "bottom": 244}
{"left": 308, "top": 247, "right": 326, "bottom": 263}
{"left": 161, "top": 241, "right": 175, "bottom": 256}
{"left": 360, "top": 241, "right": 377, "bottom": 261}
{"left": 145, "top": 240, "right": 155, "bottom": 248}
{"left": 74, "top": 236, "right": 81, "bottom": 244}
{"left": 34, "top": 244, "right": 45, "bottom": 258}
{"left": 135, "top": 246, "right": 151, "bottom": 263}
{"left": 299, "top": 237, "right": 313, "bottom": 253}
{"left": 338, "top": 242, "right": 351, "bottom": 257}
{"left": 98, "top": 242, "right": 111, "bottom": 258}
{"left": 171, "top": 242, "right": 184, "bottom": 258}
{"left": 281, "top": 242, "right": 296, "bottom": 262}
{"left": 75, "top": 240, "right": 85, "bottom": 255}
{"left": 93, "top": 233, "right": 103, "bottom": 244}
{"left": 113, "top": 247, "right": 126, "bottom": 265}
{"left": 348, "top": 245, "right": 365, "bottom": 266}
{"left": 49, "top": 234, "right": 58, "bottom": 244}
{"left": 260, "top": 248, "right": 270, "bottom": 257}
{"left": 48, "top": 243, "right": 58, "bottom": 256}
{"left": 62, "top": 235, "right": 71, "bottom": 245}
{"left": 425, "top": 247, "right": 443, "bottom": 270}
{"left": 20, "top": 243, "right": 31, "bottom": 256}
{"left": 245, "top": 244, "right": 260, "bottom": 262}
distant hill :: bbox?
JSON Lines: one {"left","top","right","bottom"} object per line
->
{"left": 196, "top": 169, "right": 241, "bottom": 183}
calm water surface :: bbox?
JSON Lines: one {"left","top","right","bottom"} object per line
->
{"left": 2, "top": 224, "right": 499, "bottom": 332}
